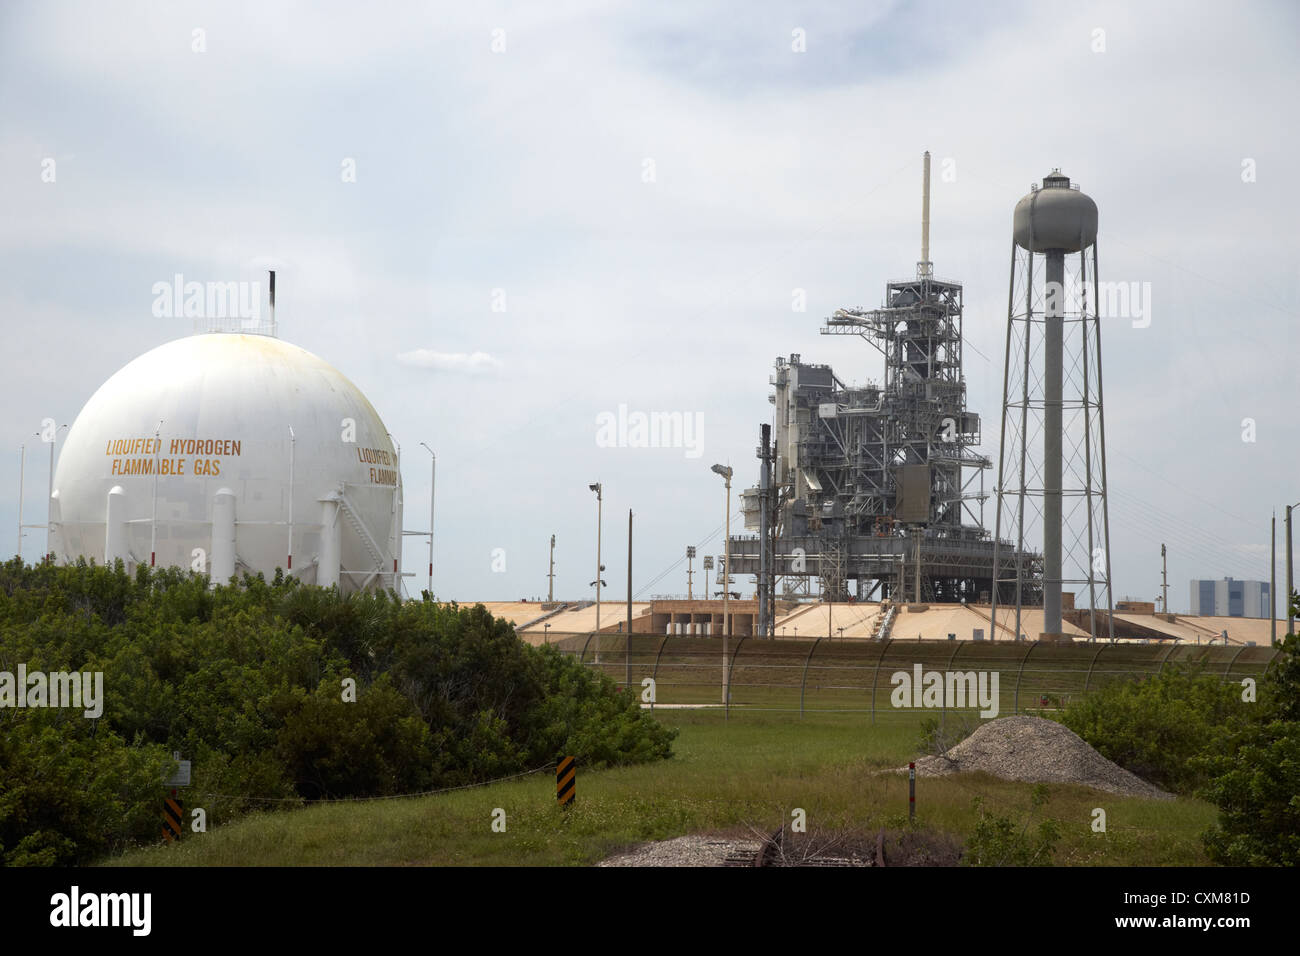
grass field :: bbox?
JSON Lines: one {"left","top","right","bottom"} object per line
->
{"left": 106, "top": 710, "right": 1217, "bottom": 867}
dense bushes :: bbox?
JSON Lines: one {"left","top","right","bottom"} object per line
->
{"left": 1196, "top": 627, "right": 1300, "bottom": 865}
{"left": 1054, "top": 665, "right": 1247, "bottom": 794}
{"left": 963, "top": 784, "right": 1060, "bottom": 867}
{"left": 0, "top": 559, "right": 675, "bottom": 864}
{"left": 1053, "top": 612, "right": 1300, "bottom": 866}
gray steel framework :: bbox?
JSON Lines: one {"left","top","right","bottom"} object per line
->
{"left": 730, "top": 156, "right": 1037, "bottom": 621}
{"left": 990, "top": 172, "right": 1115, "bottom": 643}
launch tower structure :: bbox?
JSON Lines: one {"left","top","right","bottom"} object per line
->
{"left": 729, "top": 154, "right": 1037, "bottom": 636}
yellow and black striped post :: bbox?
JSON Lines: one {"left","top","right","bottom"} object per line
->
{"left": 163, "top": 793, "right": 183, "bottom": 843}
{"left": 556, "top": 756, "right": 576, "bottom": 807}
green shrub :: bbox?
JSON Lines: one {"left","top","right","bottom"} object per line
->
{"left": 1196, "top": 625, "right": 1300, "bottom": 866}
{"left": 963, "top": 784, "right": 1059, "bottom": 866}
{"left": 1053, "top": 664, "right": 1245, "bottom": 794}
{"left": 0, "top": 558, "right": 676, "bottom": 864}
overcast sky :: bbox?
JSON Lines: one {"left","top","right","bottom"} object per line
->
{"left": 2, "top": 0, "right": 1297, "bottom": 614}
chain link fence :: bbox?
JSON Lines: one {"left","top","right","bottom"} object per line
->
{"left": 553, "top": 633, "right": 1279, "bottom": 720}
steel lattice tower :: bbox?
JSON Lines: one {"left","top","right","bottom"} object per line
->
{"left": 991, "top": 170, "right": 1115, "bottom": 643}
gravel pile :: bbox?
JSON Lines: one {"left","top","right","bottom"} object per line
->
{"left": 911, "top": 715, "right": 1173, "bottom": 800}
{"left": 596, "top": 835, "right": 760, "bottom": 867}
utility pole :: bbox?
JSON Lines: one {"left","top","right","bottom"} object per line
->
{"left": 547, "top": 534, "right": 556, "bottom": 603}
{"left": 711, "top": 464, "right": 733, "bottom": 709}
{"left": 16, "top": 444, "right": 24, "bottom": 559}
{"left": 419, "top": 443, "right": 436, "bottom": 599}
{"left": 149, "top": 420, "right": 162, "bottom": 567}
{"left": 1271, "top": 513, "right": 1276, "bottom": 645}
{"left": 1287, "top": 504, "right": 1295, "bottom": 637}
{"left": 686, "top": 545, "right": 695, "bottom": 600}
{"left": 1160, "top": 543, "right": 1168, "bottom": 615}
{"left": 757, "top": 423, "right": 772, "bottom": 638}
{"left": 589, "top": 483, "right": 603, "bottom": 662}
{"left": 626, "top": 510, "right": 632, "bottom": 686}
{"left": 45, "top": 424, "right": 65, "bottom": 560}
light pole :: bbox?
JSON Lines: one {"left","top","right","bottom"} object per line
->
{"left": 686, "top": 545, "right": 696, "bottom": 600}
{"left": 44, "top": 423, "right": 67, "bottom": 561}
{"left": 547, "top": 534, "right": 556, "bottom": 603}
{"left": 16, "top": 443, "right": 24, "bottom": 559}
{"left": 590, "top": 482, "right": 603, "bottom": 661}
{"left": 626, "top": 509, "right": 633, "bottom": 687}
{"left": 1287, "top": 503, "right": 1298, "bottom": 637}
{"left": 1160, "top": 544, "right": 1168, "bottom": 616}
{"left": 712, "top": 463, "right": 732, "bottom": 708}
{"left": 419, "top": 443, "right": 436, "bottom": 599}
{"left": 149, "top": 420, "right": 162, "bottom": 567}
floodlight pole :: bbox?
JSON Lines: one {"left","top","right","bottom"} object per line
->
{"left": 149, "top": 420, "right": 163, "bottom": 567}
{"left": 46, "top": 424, "right": 66, "bottom": 560}
{"left": 712, "top": 464, "right": 733, "bottom": 709}
{"left": 1160, "top": 543, "right": 1168, "bottom": 615}
{"left": 1288, "top": 503, "right": 1297, "bottom": 637}
{"left": 548, "top": 534, "right": 556, "bottom": 603}
{"left": 420, "top": 443, "right": 436, "bottom": 599}
{"left": 16, "top": 444, "right": 24, "bottom": 559}
{"left": 590, "top": 482, "right": 603, "bottom": 663}
{"left": 626, "top": 509, "right": 632, "bottom": 686}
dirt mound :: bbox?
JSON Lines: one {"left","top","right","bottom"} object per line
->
{"left": 911, "top": 715, "right": 1173, "bottom": 800}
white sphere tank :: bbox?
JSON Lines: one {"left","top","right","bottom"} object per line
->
{"left": 50, "top": 333, "right": 403, "bottom": 593}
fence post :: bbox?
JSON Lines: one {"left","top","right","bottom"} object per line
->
{"left": 649, "top": 634, "right": 672, "bottom": 712}
{"left": 1223, "top": 644, "right": 1248, "bottom": 679}
{"left": 870, "top": 638, "right": 894, "bottom": 726}
{"left": 1083, "top": 643, "right": 1107, "bottom": 695}
{"left": 726, "top": 636, "right": 748, "bottom": 720}
{"left": 799, "top": 637, "right": 824, "bottom": 719}
{"left": 943, "top": 641, "right": 965, "bottom": 730}
{"left": 1014, "top": 641, "right": 1039, "bottom": 715}
{"left": 578, "top": 632, "right": 595, "bottom": 667}
{"left": 1262, "top": 647, "right": 1281, "bottom": 678}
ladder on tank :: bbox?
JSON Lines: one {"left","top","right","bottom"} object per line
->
{"left": 338, "top": 492, "right": 390, "bottom": 589}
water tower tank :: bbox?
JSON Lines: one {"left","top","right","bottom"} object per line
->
{"left": 1013, "top": 170, "right": 1098, "bottom": 252}
{"left": 50, "top": 333, "right": 403, "bottom": 592}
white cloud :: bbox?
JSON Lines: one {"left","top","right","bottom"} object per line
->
{"left": 395, "top": 349, "right": 501, "bottom": 373}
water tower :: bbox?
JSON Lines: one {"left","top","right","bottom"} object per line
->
{"left": 990, "top": 170, "right": 1114, "bottom": 642}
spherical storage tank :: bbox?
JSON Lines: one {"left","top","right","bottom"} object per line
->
{"left": 50, "top": 332, "right": 403, "bottom": 593}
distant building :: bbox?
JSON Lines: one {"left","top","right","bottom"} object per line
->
{"left": 1189, "top": 578, "right": 1270, "bottom": 618}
